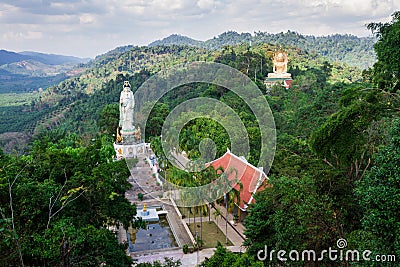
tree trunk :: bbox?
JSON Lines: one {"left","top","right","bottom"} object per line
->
{"left": 200, "top": 206, "right": 203, "bottom": 243}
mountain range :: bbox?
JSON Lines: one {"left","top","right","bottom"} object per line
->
{"left": 0, "top": 31, "right": 376, "bottom": 94}
{"left": 149, "top": 31, "right": 377, "bottom": 69}
{"left": 0, "top": 50, "right": 89, "bottom": 65}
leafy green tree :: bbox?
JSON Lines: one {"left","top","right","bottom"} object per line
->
{"left": 98, "top": 103, "right": 120, "bottom": 135}
{"left": 244, "top": 175, "right": 338, "bottom": 265}
{"left": 309, "top": 85, "right": 387, "bottom": 179}
{"left": 144, "top": 103, "right": 170, "bottom": 140}
{"left": 199, "top": 243, "right": 263, "bottom": 267}
{"left": 0, "top": 134, "right": 136, "bottom": 266}
{"left": 368, "top": 11, "right": 400, "bottom": 91}
{"left": 353, "top": 119, "right": 400, "bottom": 259}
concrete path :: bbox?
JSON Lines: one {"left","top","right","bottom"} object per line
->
{"left": 125, "top": 156, "right": 164, "bottom": 202}
{"left": 163, "top": 202, "right": 194, "bottom": 247}
{"left": 170, "top": 151, "right": 190, "bottom": 169}
{"left": 211, "top": 204, "right": 246, "bottom": 245}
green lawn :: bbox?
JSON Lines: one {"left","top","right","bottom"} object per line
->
{"left": 188, "top": 221, "right": 233, "bottom": 248}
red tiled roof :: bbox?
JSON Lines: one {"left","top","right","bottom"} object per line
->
{"left": 284, "top": 79, "right": 293, "bottom": 89}
{"left": 207, "top": 149, "right": 269, "bottom": 211}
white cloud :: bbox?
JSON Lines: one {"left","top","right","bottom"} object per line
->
{"left": 0, "top": 0, "right": 399, "bottom": 57}
{"left": 79, "top": 13, "right": 96, "bottom": 24}
{"left": 196, "top": 0, "right": 218, "bottom": 10}
{"left": 3, "top": 28, "right": 43, "bottom": 42}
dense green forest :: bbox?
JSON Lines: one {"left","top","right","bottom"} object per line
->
{"left": 1, "top": 12, "right": 399, "bottom": 266}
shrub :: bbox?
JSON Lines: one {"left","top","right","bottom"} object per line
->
{"left": 138, "top": 193, "right": 144, "bottom": 201}
{"left": 183, "top": 244, "right": 188, "bottom": 254}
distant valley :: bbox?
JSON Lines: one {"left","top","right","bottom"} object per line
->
{"left": 0, "top": 49, "right": 90, "bottom": 93}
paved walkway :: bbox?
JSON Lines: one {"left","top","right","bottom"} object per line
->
{"left": 163, "top": 202, "right": 194, "bottom": 247}
{"left": 211, "top": 203, "right": 246, "bottom": 245}
{"left": 125, "top": 155, "right": 164, "bottom": 203}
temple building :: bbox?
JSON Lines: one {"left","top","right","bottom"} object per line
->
{"left": 207, "top": 149, "right": 270, "bottom": 220}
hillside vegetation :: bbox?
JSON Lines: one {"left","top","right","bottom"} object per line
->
{"left": 0, "top": 30, "right": 373, "bottom": 157}
{"left": 0, "top": 41, "right": 363, "bottom": 144}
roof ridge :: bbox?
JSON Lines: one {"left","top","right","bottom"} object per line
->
{"left": 224, "top": 149, "right": 267, "bottom": 177}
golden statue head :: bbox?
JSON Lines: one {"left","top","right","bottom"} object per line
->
{"left": 276, "top": 52, "right": 284, "bottom": 62}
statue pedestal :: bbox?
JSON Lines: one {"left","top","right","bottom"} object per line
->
{"left": 135, "top": 207, "right": 159, "bottom": 222}
{"left": 114, "top": 141, "right": 145, "bottom": 160}
{"left": 120, "top": 133, "right": 136, "bottom": 145}
{"left": 267, "top": 72, "right": 292, "bottom": 79}
{"left": 264, "top": 73, "right": 292, "bottom": 89}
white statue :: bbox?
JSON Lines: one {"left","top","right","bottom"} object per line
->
{"left": 119, "top": 81, "right": 135, "bottom": 133}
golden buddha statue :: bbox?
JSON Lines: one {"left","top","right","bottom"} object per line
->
{"left": 267, "top": 47, "right": 292, "bottom": 79}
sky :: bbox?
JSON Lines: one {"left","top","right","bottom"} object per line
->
{"left": 0, "top": 0, "right": 399, "bottom": 58}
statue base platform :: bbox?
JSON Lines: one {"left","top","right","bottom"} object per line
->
{"left": 120, "top": 134, "right": 138, "bottom": 145}
{"left": 135, "top": 207, "right": 159, "bottom": 222}
{"left": 264, "top": 75, "right": 293, "bottom": 89}
{"left": 114, "top": 141, "right": 145, "bottom": 159}
{"left": 267, "top": 72, "right": 292, "bottom": 79}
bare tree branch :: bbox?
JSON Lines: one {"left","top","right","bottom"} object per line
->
{"left": 6, "top": 162, "right": 30, "bottom": 267}
{"left": 47, "top": 169, "right": 69, "bottom": 229}
{"left": 47, "top": 187, "right": 86, "bottom": 230}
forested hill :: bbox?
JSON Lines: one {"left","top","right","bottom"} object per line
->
{"left": 149, "top": 31, "right": 376, "bottom": 69}
{"left": 0, "top": 40, "right": 366, "bottom": 152}
{"left": 148, "top": 34, "right": 202, "bottom": 47}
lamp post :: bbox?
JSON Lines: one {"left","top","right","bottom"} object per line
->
{"left": 224, "top": 193, "right": 228, "bottom": 245}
